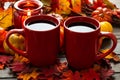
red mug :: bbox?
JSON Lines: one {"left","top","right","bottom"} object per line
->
{"left": 64, "top": 16, "right": 117, "bottom": 70}
{"left": 5, "top": 15, "right": 60, "bottom": 67}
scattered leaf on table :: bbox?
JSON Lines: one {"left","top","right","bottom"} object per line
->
{"left": 0, "top": 55, "right": 13, "bottom": 69}
{"left": 113, "top": 53, "right": 120, "bottom": 62}
{"left": 101, "top": 49, "right": 120, "bottom": 62}
{"left": 100, "top": 68, "right": 114, "bottom": 79}
{"left": 14, "top": 54, "right": 29, "bottom": 63}
{"left": 0, "top": 55, "right": 13, "bottom": 64}
{"left": 17, "top": 70, "right": 40, "bottom": 80}
{"left": 0, "top": 63, "right": 4, "bottom": 69}
{"left": 9, "top": 61, "right": 27, "bottom": 72}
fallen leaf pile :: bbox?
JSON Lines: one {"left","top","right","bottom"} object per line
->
{"left": 0, "top": 52, "right": 119, "bottom": 80}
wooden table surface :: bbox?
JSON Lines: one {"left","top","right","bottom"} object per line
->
{"left": 110, "top": 26, "right": 120, "bottom": 80}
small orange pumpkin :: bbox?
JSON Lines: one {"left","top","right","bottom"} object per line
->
{"left": 92, "top": 7, "right": 112, "bottom": 22}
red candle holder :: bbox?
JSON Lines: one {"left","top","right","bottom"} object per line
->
{"left": 13, "top": 0, "right": 43, "bottom": 28}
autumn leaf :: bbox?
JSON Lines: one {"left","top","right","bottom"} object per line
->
{"left": 55, "top": 0, "right": 71, "bottom": 15}
{"left": 61, "top": 70, "right": 73, "bottom": 79}
{"left": 17, "top": 69, "right": 40, "bottom": 80}
{"left": 100, "top": 68, "right": 114, "bottom": 79}
{"left": 0, "top": 55, "right": 13, "bottom": 69}
{"left": 14, "top": 54, "right": 29, "bottom": 63}
{"left": 0, "top": 55, "right": 13, "bottom": 64}
{"left": 71, "top": 0, "right": 81, "bottom": 13}
{"left": 101, "top": 49, "right": 120, "bottom": 62}
{"left": 0, "top": 63, "right": 4, "bottom": 69}
{"left": 0, "top": 7, "right": 13, "bottom": 29}
{"left": 9, "top": 61, "right": 27, "bottom": 72}
{"left": 101, "top": 49, "right": 115, "bottom": 59}
{"left": 73, "top": 71, "right": 81, "bottom": 80}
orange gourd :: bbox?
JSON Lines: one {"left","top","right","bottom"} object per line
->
{"left": 92, "top": 7, "right": 112, "bottom": 22}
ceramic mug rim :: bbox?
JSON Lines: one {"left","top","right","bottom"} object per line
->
{"left": 14, "top": 0, "right": 43, "bottom": 12}
{"left": 64, "top": 16, "right": 100, "bottom": 34}
{"left": 23, "top": 15, "right": 60, "bottom": 32}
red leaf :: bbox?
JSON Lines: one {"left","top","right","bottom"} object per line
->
{"left": 42, "top": 67, "right": 55, "bottom": 77}
{"left": 0, "top": 55, "right": 13, "bottom": 64}
{"left": 73, "top": 71, "right": 81, "bottom": 80}
{"left": 9, "top": 61, "right": 27, "bottom": 72}
{"left": 100, "top": 68, "right": 114, "bottom": 79}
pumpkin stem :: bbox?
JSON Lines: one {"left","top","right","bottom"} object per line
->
{"left": 99, "top": 13, "right": 104, "bottom": 18}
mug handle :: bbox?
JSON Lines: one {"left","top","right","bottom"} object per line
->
{"left": 96, "top": 32, "right": 117, "bottom": 60}
{"left": 5, "top": 29, "right": 28, "bottom": 58}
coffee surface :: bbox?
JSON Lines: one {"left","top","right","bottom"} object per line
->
{"left": 27, "top": 20, "right": 56, "bottom": 31}
{"left": 68, "top": 22, "right": 96, "bottom": 32}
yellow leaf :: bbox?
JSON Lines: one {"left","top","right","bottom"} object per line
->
{"left": 30, "top": 69, "right": 40, "bottom": 79}
{"left": 101, "top": 49, "right": 120, "bottom": 62}
{"left": 71, "top": 0, "right": 81, "bottom": 13}
{"left": 17, "top": 69, "right": 39, "bottom": 80}
{"left": 14, "top": 53, "right": 29, "bottom": 63}
{"left": 0, "top": 7, "right": 13, "bottom": 29}
{"left": 55, "top": 0, "right": 71, "bottom": 15}
{"left": 101, "top": 49, "right": 115, "bottom": 59}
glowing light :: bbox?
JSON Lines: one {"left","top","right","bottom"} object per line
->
{"left": 27, "top": 9, "right": 31, "bottom": 16}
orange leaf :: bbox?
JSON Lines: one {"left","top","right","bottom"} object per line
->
{"left": 101, "top": 49, "right": 120, "bottom": 62}
{"left": 62, "top": 70, "right": 73, "bottom": 78}
{"left": 71, "top": 0, "right": 81, "bottom": 13}
{"left": 101, "top": 49, "right": 114, "bottom": 59}
{"left": 0, "top": 63, "right": 4, "bottom": 69}
{"left": 113, "top": 53, "right": 120, "bottom": 62}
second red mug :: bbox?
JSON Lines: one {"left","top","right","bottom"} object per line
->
{"left": 64, "top": 16, "right": 117, "bottom": 70}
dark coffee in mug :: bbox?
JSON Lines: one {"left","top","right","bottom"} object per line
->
{"left": 26, "top": 20, "right": 56, "bottom": 31}
{"left": 68, "top": 22, "right": 96, "bottom": 32}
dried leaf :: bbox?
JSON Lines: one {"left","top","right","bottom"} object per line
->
{"left": 14, "top": 54, "right": 29, "bottom": 63}
{"left": 112, "top": 53, "right": 120, "bottom": 62}
{"left": 42, "top": 67, "right": 55, "bottom": 77}
{"left": 0, "top": 55, "right": 13, "bottom": 69}
{"left": 73, "top": 71, "right": 81, "bottom": 80}
{"left": 78, "top": 69, "right": 100, "bottom": 80}
{"left": 55, "top": 0, "right": 71, "bottom": 15}
{"left": 62, "top": 70, "right": 73, "bottom": 79}
{"left": 9, "top": 61, "right": 27, "bottom": 72}
{"left": 100, "top": 68, "right": 114, "bottom": 79}
{"left": 0, "top": 55, "right": 13, "bottom": 64}
{"left": 17, "top": 69, "right": 40, "bottom": 80}
{"left": 101, "top": 49, "right": 114, "bottom": 59}
{"left": 0, "top": 63, "right": 4, "bottom": 69}
{"left": 0, "top": 7, "right": 13, "bottom": 29}
{"left": 93, "top": 64, "right": 101, "bottom": 71}
{"left": 101, "top": 49, "right": 120, "bottom": 62}
{"left": 71, "top": 0, "right": 81, "bottom": 13}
